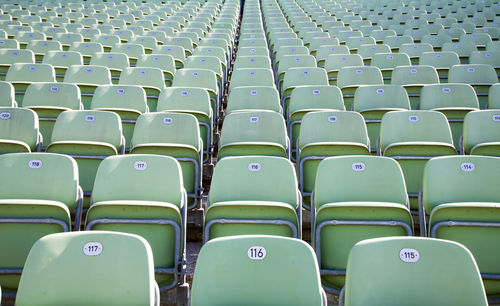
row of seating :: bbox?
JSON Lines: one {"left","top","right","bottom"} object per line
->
{"left": 7, "top": 231, "right": 490, "bottom": 305}
{"left": 0, "top": 0, "right": 499, "bottom": 304}
{"left": 1, "top": 151, "right": 498, "bottom": 303}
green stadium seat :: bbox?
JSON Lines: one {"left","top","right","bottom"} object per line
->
{"left": 156, "top": 87, "right": 212, "bottom": 163}
{"left": 191, "top": 235, "right": 326, "bottom": 305}
{"left": 442, "top": 41, "right": 478, "bottom": 64}
{"left": 470, "top": 51, "right": 500, "bottom": 78}
{"left": 90, "top": 84, "right": 147, "bottom": 150}
{"left": 298, "top": 111, "right": 370, "bottom": 208}
{"left": 288, "top": 85, "right": 345, "bottom": 159}
{"left": 233, "top": 55, "right": 271, "bottom": 69}
{"left": 90, "top": 52, "right": 129, "bottom": 84}
{"left": 461, "top": 110, "right": 500, "bottom": 156}
{"left": 130, "top": 112, "right": 202, "bottom": 210}
{"left": 489, "top": 84, "right": 500, "bottom": 109}
{"left": 118, "top": 67, "right": 166, "bottom": 112}
{"left": 0, "top": 107, "right": 41, "bottom": 153}
{"left": 281, "top": 67, "right": 328, "bottom": 108}
{"left": 371, "top": 53, "right": 411, "bottom": 84}
{"left": 379, "top": 110, "right": 457, "bottom": 212}
{"left": 448, "top": 64, "right": 499, "bottom": 109}
{"left": 205, "top": 156, "right": 301, "bottom": 241}
{"left": 353, "top": 85, "right": 411, "bottom": 153}
{"left": 5, "top": 62, "right": 55, "bottom": 105}
{"left": 63, "top": 65, "right": 112, "bottom": 109}
{"left": 0, "top": 152, "right": 81, "bottom": 293}
{"left": 46, "top": 110, "right": 124, "bottom": 207}
{"left": 218, "top": 110, "right": 288, "bottom": 160}
{"left": 383, "top": 35, "right": 414, "bottom": 52}
{"left": 0, "top": 81, "right": 15, "bottom": 107}
{"left": 85, "top": 155, "right": 188, "bottom": 296}
{"left": 420, "top": 84, "right": 479, "bottom": 150}
{"left": 392, "top": 65, "right": 440, "bottom": 109}
{"left": 419, "top": 51, "right": 461, "bottom": 83}
{"left": 226, "top": 86, "right": 281, "bottom": 114}
{"left": 69, "top": 42, "right": 103, "bottom": 65}
{"left": 313, "top": 155, "right": 413, "bottom": 294}
{"left": 16, "top": 231, "right": 159, "bottom": 306}
{"left": 342, "top": 237, "right": 487, "bottom": 306}
{"left": 22, "top": 82, "right": 82, "bottom": 149}
{"left": 337, "top": 66, "right": 384, "bottom": 110}
{"left": 136, "top": 54, "right": 176, "bottom": 87}
{"left": 421, "top": 155, "right": 500, "bottom": 298}
{"left": 53, "top": 33, "right": 83, "bottom": 51}
{"left": 111, "top": 43, "right": 145, "bottom": 66}
{"left": 42, "top": 50, "right": 83, "bottom": 82}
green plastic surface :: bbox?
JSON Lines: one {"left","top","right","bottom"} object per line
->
{"left": 0, "top": 107, "right": 39, "bottom": 152}
{"left": 191, "top": 235, "right": 324, "bottom": 306}
{"left": 344, "top": 237, "right": 487, "bottom": 306}
{"left": 313, "top": 156, "right": 412, "bottom": 291}
{"left": 16, "top": 231, "right": 157, "bottom": 306}
{"left": 218, "top": 111, "right": 288, "bottom": 159}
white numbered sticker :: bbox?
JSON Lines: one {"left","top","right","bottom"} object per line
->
{"left": 467, "top": 67, "right": 475, "bottom": 72}
{"left": 248, "top": 246, "right": 266, "bottom": 260}
{"left": 294, "top": 57, "right": 301, "bottom": 62}
{"left": 50, "top": 86, "right": 59, "bottom": 93}
{"left": 485, "top": 53, "right": 492, "bottom": 58}
{"left": 181, "top": 91, "right": 189, "bottom": 96}
{"left": 83, "top": 242, "right": 103, "bottom": 256}
{"left": 400, "top": 248, "right": 420, "bottom": 263}
{"left": 192, "top": 71, "right": 199, "bottom": 77}
{"left": 116, "top": 88, "right": 125, "bottom": 94}
{"left": 386, "top": 55, "right": 394, "bottom": 60}
{"left": 376, "top": 88, "right": 384, "bottom": 94}
{"left": 327, "top": 115, "right": 338, "bottom": 123}
{"left": 250, "top": 90, "right": 258, "bottom": 96}
{"left": 303, "top": 70, "right": 309, "bottom": 75}
{"left": 85, "top": 68, "right": 93, "bottom": 73}
{"left": 163, "top": 117, "right": 173, "bottom": 124}
{"left": 355, "top": 69, "right": 363, "bottom": 74}
{"left": 85, "top": 115, "right": 95, "bottom": 122}
{"left": 352, "top": 162, "right": 366, "bottom": 172}
{"left": 248, "top": 162, "right": 261, "bottom": 172}
{"left": 0, "top": 112, "right": 11, "bottom": 120}
{"left": 249, "top": 116, "right": 259, "bottom": 123}
{"left": 249, "top": 71, "right": 256, "bottom": 76}
{"left": 408, "top": 115, "right": 419, "bottom": 122}
{"left": 455, "top": 44, "right": 462, "bottom": 49}
{"left": 28, "top": 160, "right": 42, "bottom": 169}
{"left": 134, "top": 161, "right": 147, "bottom": 170}
{"left": 410, "top": 68, "right": 418, "bottom": 74}
{"left": 29, "top": 66, "right": 36, "bottom": 71}
{"left": 442, "top": 87, "right": 451, "bottom": 94}
{"left": 461, "top": 162, "right": 475, "bottom": 172}
{"left": 139, "top": 70, "right": 146, "bottom": 75}
{"left": 312, "top": 89, "right": 321, "bottom": 95}
{"left": 492, "top": 115, "right": 500, "bottom": 122}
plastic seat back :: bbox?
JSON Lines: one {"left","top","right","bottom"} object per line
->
{"left": 16, "top": 231, "right": 158, "bottom": 306}
{"left": 218, "top": 111, "right": 288, "bottom": 159}
{"left": 344, "top": 237, "right": 487, "bottom": 306}
{"left": 0, "top": 107, "right": 40, "bottom": 153}
{"left": 191, "top": 235, "right": 325, "bottom": 306}
{"left": 462, "top": 110, "right": 500, "bottom": 155}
